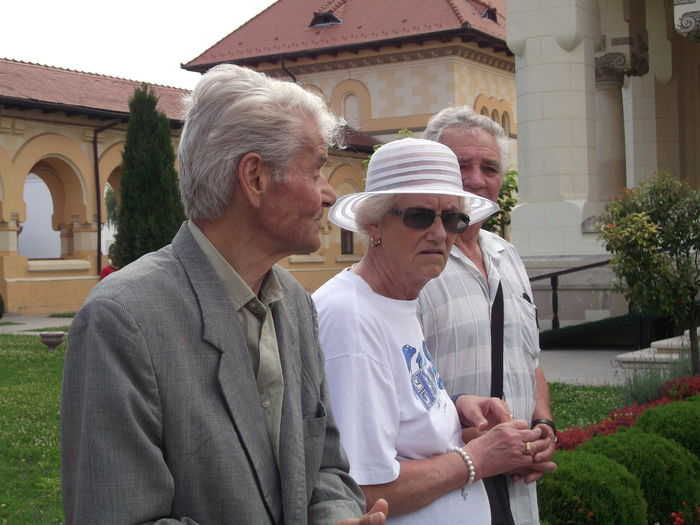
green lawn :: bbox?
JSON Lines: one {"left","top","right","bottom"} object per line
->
{"left": 0, "top": 334, "right": 625, "bottom": 524}
{"left": 0, "top": 335, "right": 64, "bottom": 524}
{"left": 549, "top": 381, "right": 624, "bottom": 430}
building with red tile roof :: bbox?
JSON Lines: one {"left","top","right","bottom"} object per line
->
{"left": 182, "top": 1, "right": 515, "bottom": 145}
{"left": 0, "top": 57, "right": 377, "bottom": 312}
{"left": 0, "top": 58, "right": 191, "bottom": 313}
{"left": 184, "top": 0, "right": 508, "bottom": 72}
{"left": 180, "top": 0, "right": 517, "bottom": 292}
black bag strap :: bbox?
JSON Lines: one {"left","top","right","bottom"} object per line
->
{"left": 484, "top": 281, "right": 515, "bottom": 525}
{"left": 490, "top": 282, "right": 504, "bottom": 399}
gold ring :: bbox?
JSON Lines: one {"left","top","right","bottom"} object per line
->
{"left": 525, "top": 441, "right": 533, "bottom": 456}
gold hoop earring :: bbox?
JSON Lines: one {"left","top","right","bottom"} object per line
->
{"left": 370, "top": 236, "right": 381, "bottom": 248}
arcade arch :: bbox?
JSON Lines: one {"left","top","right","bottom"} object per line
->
{"left": 330, "top": 79, "right": 372, "bottom": 130}
{"left": 328, "top": 164, "right": 363, "bottom": 257}
{"left": 473, "top": 94, "right": 517, "bottom": 137}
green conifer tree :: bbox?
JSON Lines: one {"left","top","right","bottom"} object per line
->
{"left": 112, "top": 84, "right": 185, "bottom": 267}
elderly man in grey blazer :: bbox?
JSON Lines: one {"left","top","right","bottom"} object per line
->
{"left": 61, "top": 64, "right": 387, "bottom": 525}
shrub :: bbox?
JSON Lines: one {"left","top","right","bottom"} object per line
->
{"left": 622, "top": 353, "right": 694, "bottom": 405}
{"left": 538, "top": 450, "right": 646, "bottom": 524}
{"left": 660, "top": 374, "right": 700, "bottom": 401}
{"left": 635, "top": 401, "right": 700, "bottom": 458}
{"left": 578, "top": 429, "right": 700, "bottom": 524}
{"left": 598, "top": 173, "right": 700, "bottom": 376}
{"left": 112, "top": 84, "right": 184, "bottom": 268}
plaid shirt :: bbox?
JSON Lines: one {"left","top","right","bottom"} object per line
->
{"left": 418, "top": 230, "right": 542, "bottom": 524}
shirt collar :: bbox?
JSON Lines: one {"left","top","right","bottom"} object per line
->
{"left": 187, "top": 220, "right": 282, "bottom": 310}
{"left": 449, "top": 229, "right": 506, "bottom": 263}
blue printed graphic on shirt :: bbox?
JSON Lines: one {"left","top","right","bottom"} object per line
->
{"left": 402, "top": 342, "right": 446, "bottom": 411}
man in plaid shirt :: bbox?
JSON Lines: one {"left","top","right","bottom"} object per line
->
{"left": 418, "top": 107, "right": 557, "bottom": 525}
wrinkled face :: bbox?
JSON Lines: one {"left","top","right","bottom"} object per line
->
{"left": 439, "top": 127, "right": 502, "bottom": 204}
{"left": 260, "top": 118, "right": 336, "bottom": 255}
{"left": 370, "top": 193, "right": 460, "bottom": 294}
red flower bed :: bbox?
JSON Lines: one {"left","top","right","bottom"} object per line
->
{"left": 556, "top": 375, "right": 700, "bottom": 451}
{"left": 667, "top": 500, "right": 700, "bottom": 525}
{"left": 660, "top": 375, "right": 700, "bottom": 401}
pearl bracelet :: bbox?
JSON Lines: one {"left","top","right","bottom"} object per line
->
{"left": 449, "top": 446, "right": 476, "bottom": 500}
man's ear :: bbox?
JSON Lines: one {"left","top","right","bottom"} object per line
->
{"left": 237, "top": 152, "right": 271, "bottom": 209}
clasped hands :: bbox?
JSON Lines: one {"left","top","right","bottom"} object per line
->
{"left": 454, "top": 395, "right": 557, "bottom": 483}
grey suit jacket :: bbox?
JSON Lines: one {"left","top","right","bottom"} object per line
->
{"left": 61, "top": 224, "right": 364, "bottom": 524}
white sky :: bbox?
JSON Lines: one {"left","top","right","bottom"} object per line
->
{"left": 1, "top": 0, "right": 278, "bottom": 89}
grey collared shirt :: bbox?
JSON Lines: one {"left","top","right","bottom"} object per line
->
{"left": 188, "top": 221, "right": 285, "bottom": 462}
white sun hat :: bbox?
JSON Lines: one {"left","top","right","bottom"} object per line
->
{"left": 329, "top": 138, "right": 499, "bottom": 232}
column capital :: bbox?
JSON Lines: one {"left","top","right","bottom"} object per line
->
{"left": 674, "top": 1, "right": 700, "bottom": 41}
{"left": 595, "top": 53, "right": 626, "bottom": 84}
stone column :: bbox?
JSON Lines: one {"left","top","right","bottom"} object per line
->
{"left": 70, "top": 216, "right": 97, "bottom": 258}
{"left": 0, "top": 214, "right": 20, "bottom": 255}
{"left": 585, "top": 53, "right": 627, "bottom": 224}
{"left": 60, "top": 222, "right": 73, "bottom": 257}
{"left": 506, "top": 0, "right": 603, "bottom": 256}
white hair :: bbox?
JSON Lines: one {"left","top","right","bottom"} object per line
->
{"left": 354, "top": 194, "right": 397, "bottom": 236}
{"left": 423, "top": 106, "right": 509, "bottom": 175}
{"left": 178, "top": 64, "right": 345, "bottom": 221}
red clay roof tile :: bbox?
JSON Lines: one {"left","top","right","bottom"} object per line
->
{"left": 184, "top": 0, "right": 506, "bottom": 70}
{"left": 0, "top": 57, "right": 378, "bottom": 150}
{"left": 0, "top": 58, "right": 188, "bottom": 121}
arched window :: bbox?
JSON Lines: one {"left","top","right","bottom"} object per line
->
{"left": 491, "top": 109, "right": 500, "bottom": 123}
{"left": 341, "top": 228, "right": 354, "bottom": 254}
{"left": 19, "top": 173, "right": 60, "bottom": 258}
{"left": 480, "top": 106, "right": 489, "bottom": 116}
{"left": 343, "top": 93, "right": 360, "bottom": 129}
{"left": 501, "top": 112, "right": 511, "bottom": 135}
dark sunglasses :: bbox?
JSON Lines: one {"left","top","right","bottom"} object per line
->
{"left": 388, "top": 207, "right": 470, "bottom": 234}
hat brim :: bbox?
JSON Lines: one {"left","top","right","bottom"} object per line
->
{"left": 329, "top": 188, "right": 500, "bottom": 233}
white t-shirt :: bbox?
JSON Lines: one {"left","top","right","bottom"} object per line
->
{"left": 314, "top": 269, "right": 490, "bottom": 525}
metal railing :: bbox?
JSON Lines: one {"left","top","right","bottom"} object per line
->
{"left": 529, "top": 258, "right": 611, "bottom": 330}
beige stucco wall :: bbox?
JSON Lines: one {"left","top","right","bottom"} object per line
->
{"left": 257, "top": 37, "right": 517, "bottom": 146}
{"left": 0, "top": 109, "right": 131, "bottom": 313}
{"left": 0, "top": 104, "right": 370, "bottom": 312}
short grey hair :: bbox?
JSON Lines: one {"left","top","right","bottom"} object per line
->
{"left": 423, "top": 106, "right": 509, "bottom": 175}
{"left": 178, "top": 64, "right": 345, "bottom": 221}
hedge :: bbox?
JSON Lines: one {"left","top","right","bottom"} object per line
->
{"left": 538, "top": 450, "right": 646, "bottom": 524}
{"left": 578, "top": 429, "right": 700, "bottom": 524}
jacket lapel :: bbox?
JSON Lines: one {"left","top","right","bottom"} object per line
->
{"left": 272, "top": 274, "right": 306, "bottom": 522}
{"left": 172, "top": 224, "right": 283, "bottom": 523}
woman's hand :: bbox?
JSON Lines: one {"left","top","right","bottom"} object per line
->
{"left": 453, "top": 395, "right": 513, "bottom": 431}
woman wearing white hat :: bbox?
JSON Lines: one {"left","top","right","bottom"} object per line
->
{"left": 313, "top": 139, "right": 554, "bottom": 523}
